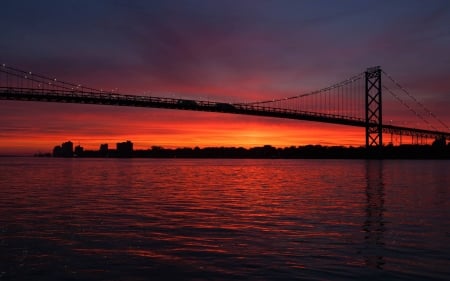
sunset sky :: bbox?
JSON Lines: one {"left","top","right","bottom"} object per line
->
{"left": 1, "top": 0, "right": 450, "bottom": 154}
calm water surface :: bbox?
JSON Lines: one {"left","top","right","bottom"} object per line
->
{"left": 0, "top": 158, "right": 449, "bottom": 280}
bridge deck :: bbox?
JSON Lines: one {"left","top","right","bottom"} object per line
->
{"left": 1, "top": 87, "right": 449, "bottom": 139}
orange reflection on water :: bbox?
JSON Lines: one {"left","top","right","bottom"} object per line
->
{"left": 1, "top": 158, "right": 449, "bottom": 280}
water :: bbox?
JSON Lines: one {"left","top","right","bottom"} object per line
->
{"left": 0, "top": 158, "right": 449, "bottom": 280}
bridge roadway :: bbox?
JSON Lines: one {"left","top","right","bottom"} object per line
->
{"left": 1, "top": 87, "right": 449, "bottom": 140}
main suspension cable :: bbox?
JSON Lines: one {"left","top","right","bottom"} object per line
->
{"left": 383, "top": 85, "right": 437, "bottom": 131}
{"left": 245, "top": 72, "right": 364, "bottom": 105}
{"left": 382, "top": 70, "right": 449, "bottom": 132}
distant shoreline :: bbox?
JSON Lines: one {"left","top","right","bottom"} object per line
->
{"left": 31, "top": 144, "right": 450, "bottom": 159}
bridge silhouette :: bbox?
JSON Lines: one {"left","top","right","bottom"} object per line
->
{"left": 1, "top": 64, "right": 449, "bottom": 148}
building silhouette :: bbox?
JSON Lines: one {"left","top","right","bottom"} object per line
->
{"left": 74, "top": 145, "right": 84, "bottom": 157}
{"left": 53, "top": 141, "right": 73, "bottom": 157}
{"left": 116, "top": 140, "right": 133, "bottom": 157}
{"left": 61, "top": 141, "right": 73, "bottom": 157}
{"left": 52, "top": 145, "right": 62, "bottom": 157}
{"left": 99, "top": 143, "right": 109, "bottom": 157}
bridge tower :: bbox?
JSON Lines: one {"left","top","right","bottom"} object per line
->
{"left": 365, "top": 66, "right": 382, "bottom": 148}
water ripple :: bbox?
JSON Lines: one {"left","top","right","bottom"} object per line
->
{"left": 0, "top": 158, "right": 449, "bottom": 280}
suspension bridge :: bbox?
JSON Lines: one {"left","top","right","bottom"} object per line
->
{"left": 1, "top": 64, "right": 449, "bottom": 148}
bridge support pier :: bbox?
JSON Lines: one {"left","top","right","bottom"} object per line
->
{"left": 365, "top": 67, "right": 382, "bottom": 149}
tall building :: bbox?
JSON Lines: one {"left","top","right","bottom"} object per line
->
{"left": 116, "top": 140, "right": 133, "bottom": 157}
{"left": 61, "top": 141, "right": 73, "bottom": 157}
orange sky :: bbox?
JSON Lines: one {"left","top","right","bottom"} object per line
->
{"left": 0, "top": 67, "right": 447, "bottom": 154}
{"left": 0, "top": 100, "right": 366, "bottom": 154}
